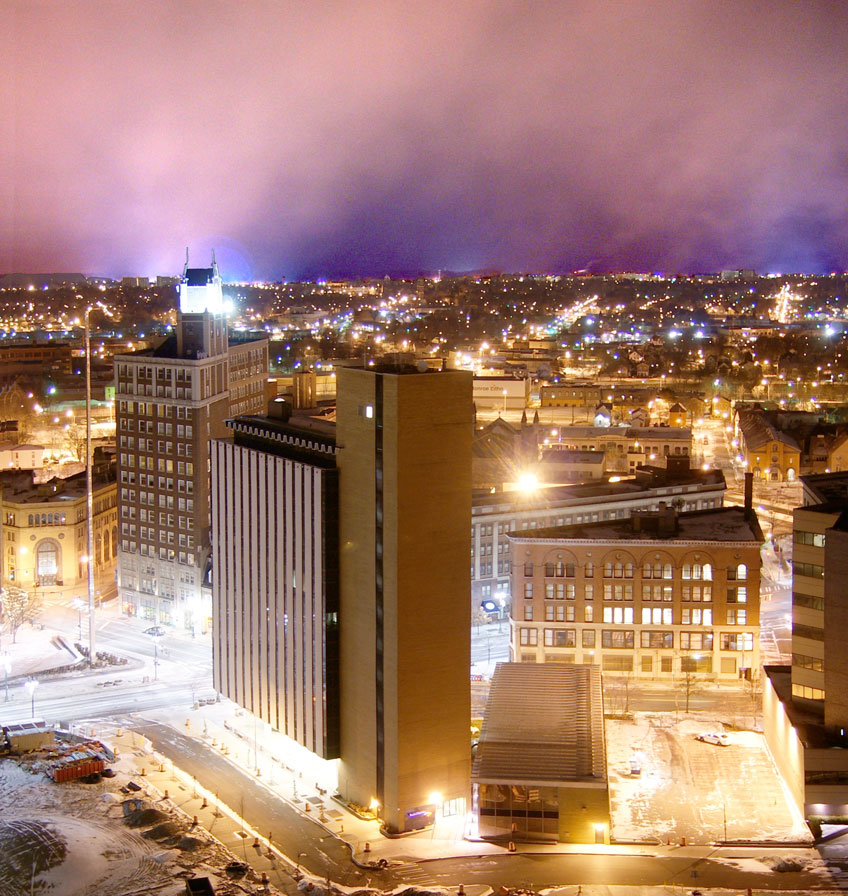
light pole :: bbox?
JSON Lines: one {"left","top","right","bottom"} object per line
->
{"left": 24, "top": 678, "right": 38, "bottom": 718}
{"left": 72, "top": 598, "right": 83, "bottom": 642}
{"left": 84, "top": 306, "right": 96, "bottom": 667}
{"left": 153, "top": 635, "right": 161, "bottom": 681}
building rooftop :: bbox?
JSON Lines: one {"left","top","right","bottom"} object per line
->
{"left": 473, "top": 662, "right": 606, "bottom": 783}
{"left": 509, "top": 504, "right": 763, "bottom": 544}
{"left": 0, "top": 462, "right": 115, "bottom": 504}
{"left": 227, "top": 411, "right": 337, "bottom": 467}
{"left": 472, "top": 465, "right": 725, "bottom": 511}
{"left": 800, "top": 471, "right": 848, "bottom": 505}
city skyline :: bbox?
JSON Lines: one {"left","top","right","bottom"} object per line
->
{"left": 3, "top": 1, "right": 848, "bottom": 281}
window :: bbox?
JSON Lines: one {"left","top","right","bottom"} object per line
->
{"left": 793, "top": 561, "right": 824, "bottom": 579}
{"left": 583, "top": 604, "right": 594, "bottom": 622}
{"left": 582, "top": 629, "right": 595, "bottom": 648}
{"left": 585, "top": 562, "right": 594, "bottom": 578}
{"left": 682, "top": 585, "right": 712, "bottom": 602}
{"left": 791, "top": 683, "right": 825, "bottom": 701}
{"left": 720, "top": 632, "right": 754, "bottom": 651}
{"left": 681, "top": 607, "right": 712, "bottom": 625}
{"left": 727, "top": 586, "right": 746, "bottom": 604}
{"left": 544, "top": 629, "right": 576, "bottom": 647}
{"left": 794, "top": 593, "right": 824, "bottom": 611}
{"left": 726, "top": 608, "right": 747, "bottom": 624}
{"left": 641, "top": 607, "right": 672, "bottom": 625}
{"left": 584, "top": 584, "right": 594, "bottom": 600}
{"left": 545, "top": 583, "right": 555, "bottom": 599}
{"left": 795, "top": 531, "right": 825, "bottom": 548}
{"left": 519, "top": 628, "right": 538, "bottom": 646}
{"left": 524, "top": 562, "right": 533, "bottom": 576}
{"left": 641, "top": 631, "right": 674, "bottom": 648}
{"left": 727, "top": 563, "right": 748, "bottom": 581}
{"left": 602, "top": 607, "right": 633, "bottom": 624}
{"left": 524, "top": 583, "right": 533, "bottom": 599}
{"left": 792, "top": 623, "right": 824, "bottom": 642}
{"left": 602, "top": 630, "right": 634, "bottom": 648}
{"left": 792, "top": 653, "right": 823, "bottom": 672}
{"left": 680, "top": 632, "right": 713, "bottom": 650}
{"left": 36, "top": 540, "right": 59, "bottom": 585}
{"left": 523, "top": 605, "right": 534, "bottom": 621}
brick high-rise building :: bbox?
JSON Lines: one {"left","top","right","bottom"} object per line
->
{"left": 115, "top": 254, "right": 268, "bottom": 631}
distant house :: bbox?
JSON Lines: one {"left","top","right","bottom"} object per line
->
{"left": 629, "top": 408, "right": 650, "bottom": 428}
{"left": 593, "top": 403, "right": 612, "bottom": 427}
{"left": 668, "top": 402, "right": 688, "bottom": 428}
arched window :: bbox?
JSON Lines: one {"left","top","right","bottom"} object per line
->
{"left": 36, "top": 540, "right": 59, "bottom": 586}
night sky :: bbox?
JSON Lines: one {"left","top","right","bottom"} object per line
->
{"left": 3, "top": 1, "right": 848, "bottom": 281}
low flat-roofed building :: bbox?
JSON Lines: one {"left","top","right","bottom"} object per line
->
{"left": 473, "top": 662, "right": 608, "bottom": 843}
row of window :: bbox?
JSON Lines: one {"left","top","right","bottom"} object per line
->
{"left": 793, "top": 592, "right": 824, "bottom": 612}
{"left": 792, "top": 653, "right": 824, "bottom": 672}
{"left": 120, "top": 539, "right": 196, "bottom": 565}
{"left": 522, "top": 561, "right": 747, "bottom": 581}
{"left": 793, "top": 562, "right": 824, "bottom": 579}
{"left": 792, "top": 683, "right": 825, "bottom": 701}
{"left": 518, "top": 627, "right": 754, "bottom": 651}
{"left": 523, "top": 604, "right": 749, "bottom": 626}
{"left": 795, "top": 530, "right": 826, "bottom": 548}
{"left": 522, "top": 582, "right": 745, "bottom": 603}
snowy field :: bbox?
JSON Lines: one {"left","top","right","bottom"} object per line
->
{"left": 0, "top": 751, "right": 282, "bottom": 896}
{"left": 607, "top": 712, "right": 811, "bottom": 845}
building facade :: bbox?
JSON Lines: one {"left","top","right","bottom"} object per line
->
{"left": 115, "top": 256, "right": 268, "bottom": 631}
{"left": 763, "top": 472, "right": 848, "bottom": 817}
{"left": 1, "top": 450, "right": 117, "bottom": 605}
{"left": 211, "top": 408, "right": 339, "bottom": 759}
{"left": 508, "top": 501, "right": 763, "bottom": 680}
{"left": 336, "top": 366, "right": 472, "bottom": 833}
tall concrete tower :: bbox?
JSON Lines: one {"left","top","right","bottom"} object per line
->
{"left": 335, "top": 365, "right": 472, "bottom": 833}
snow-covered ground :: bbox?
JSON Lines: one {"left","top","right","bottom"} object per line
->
{"left": 607, "top": 712, "right": 811, "bottom": 845}
{"left": 0, "top": 749, "right": 283, "bottom": 896}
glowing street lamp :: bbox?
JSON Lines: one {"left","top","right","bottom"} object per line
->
{"left": 24, "top": 678, "right": 38, "bottom": 718}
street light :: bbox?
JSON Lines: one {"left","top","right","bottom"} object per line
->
{"left": 84, "top": 306, "right": 96, "bottom": 667}
{"left": 153, "top": 634, "right": 162, "bottom": 681}
{"left": 24, "top": 678, "right": 38, "bottom": 718}
{"left": 72, "top": 598, "right": 84, "bottom": 642}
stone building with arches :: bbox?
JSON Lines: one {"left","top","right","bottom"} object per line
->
{"left": 507, "top": 496, "right": 763, "bottom": 681}
{"left": 0, "top": 449, "right": 117, "bottom": 606}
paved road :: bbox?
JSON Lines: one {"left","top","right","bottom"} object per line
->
{"left": 131, "top": 718, "right": 398, "bottom": 890}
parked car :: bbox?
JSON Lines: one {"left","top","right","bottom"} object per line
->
{"left": 629, "top": 757, "right": 642, "bottom": 776}
{"left": 143, "top": 626, "right": 165, "bottom": 637}
{"left": 696, "top": 732, "right": 730, "bottom": 746}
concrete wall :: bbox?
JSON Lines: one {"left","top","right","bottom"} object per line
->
{"left": 762, "top": 669, "right": 805, "bottom": 815}
{"left": 558, "top": 783, "right": 609, "bottom": 844}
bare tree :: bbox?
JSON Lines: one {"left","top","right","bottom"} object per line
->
{"left": 745, "top": 674, "right": 762, "bottom": 730}
{"left": 680, "top": 668, "right": 702, "bottom": 714}
{"left": 1, "top": 587, "right": 41, "bottom": 643}
{"left": 63, "top": 422, "right": 87, "bottom": 463}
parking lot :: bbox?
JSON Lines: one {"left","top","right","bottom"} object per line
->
{"left": 606, "top": 713, "right": 811, "bottom": 845}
